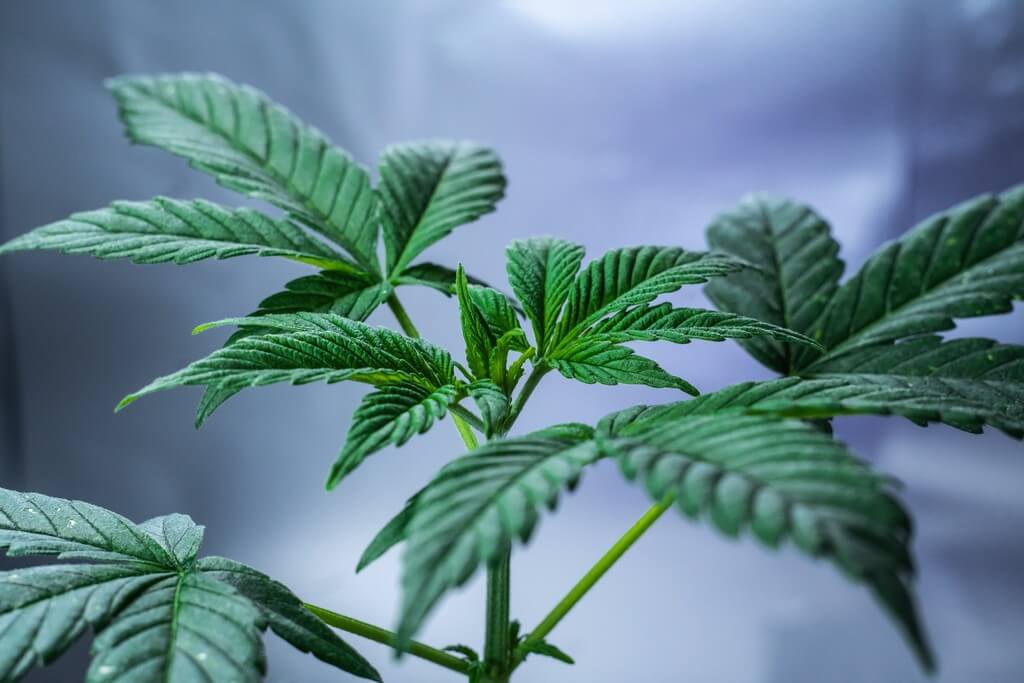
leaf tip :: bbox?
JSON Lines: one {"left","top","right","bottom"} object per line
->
{"left": 114, "top": 394, "right": 137, "bottom": 412}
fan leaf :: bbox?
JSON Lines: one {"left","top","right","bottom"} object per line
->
{"left": 705, "top": 196, "right": 840, "bottom": 373}
{"left": 328, "top": 382, "right": 458, "bottom": 489}
{"left": 0, "top": 488, "right": 378, "bottom": 682}
{"left": 107, "top": 73, "right": 380, "bottom": 271}
{"left": 0, "top": 198, "right": 350, "bottom": 270}
{"left": 805, "top": 185, "right": 1024, "bottom": 369}
{"left": 378, "top": 140, "right": 506, "bottom": 274}
{"left": 553, "top": 247, "right": 745, "bottom": 350}
{"left": 397, "top": 436, "right": 602, "bottom": 644}
{"left": 121, "top": 313, "right": 456, "bottom": 415}
{"left": 547, "top": 339, "right": 698, "bottom": 395}
{"left": 506, "top": 237, "right": 586, "bottom": 354}
{"left": 585, "top": 303, "right": 824, "bottom": 350}
{"left": 597, "top": 409, "right": 933, "bottom": 671}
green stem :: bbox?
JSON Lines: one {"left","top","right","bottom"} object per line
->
{"left": 450, "top": 403, "right": 486, "bottom": 434}
{"left": 503, "top": 365, "right": 548, "bottom": 432}
{"left": 304, "top": 603, "right": 471, "bottom": 676}
{"left": 387, "top": 293, "right": 420, "bottom": 338}
{"left": 482, "top": 553, "right": 511, "bottom": 680}
{"left": 514, "top": 497, "right": 674, "bottom": 666}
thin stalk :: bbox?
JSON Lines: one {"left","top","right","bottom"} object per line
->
{"left": 387, "top": 293, "right": 420, "bottom": 338}
{"left": 304, "top": 603, "right": 471, "bottom": 676}
{"left": 450, "top": 403, "right": 486, "bottom": 434}
{"left": 514, "top": 497, "right": 674, "bottom": 666}
{"left": 503, "top": 365, "right": 548, "bottom": 431}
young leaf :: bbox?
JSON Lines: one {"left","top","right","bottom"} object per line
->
{"left": 705, "top": 196, "right": 841, "bottom": 373}
{"left": 0, "top": 198, "right": 351, "bottom": 270}
{"left": 518, "top": 639, "right": 575, "bottom": 665}
{"left": 378, "top": 140, "right": 506, "bottom": 274}
{"left": 108, "top": 73, "right": 380, "bottom": 271}
{"left": 806, "top": 185, "right": 1024, "bottom": 369}
{"left": 468, "top": 285, "right": 525, "bottom": 344}
{"left": 328, "top": 382, "right": 458, "bottom": 489}
{"left": 547, "top": 339, "right": 699, "bottom": 395}
{"left": 456, "top": 264, "right": 498, "bottom": 380}
{"left": 397, "top": 436, "right": 602, "bottom": 644}
{"left": 467, "top": 380, "right": 511, "bottom": 437}
{"left": 596, "top": 410, "right": 933, "bottom": 672}
{"left": 120, "top": 313, "right": 455, "bottom": 416}
{"left": 357, "top": 494, "right": 420, "bottom": 573}
{"left": 197, "top": 557, "right": 380, "bottom": 680}
{"left": 552, "top": 247, "right": 745, "bottom": 349}
{"left": 506, "top": 237, "right": 586, "bottom": 353}
{"left": 584, "top": 303, "right": 823, "bottom": 350}
{"left": 0, "top": 488, "right": 379, "bottom": 682}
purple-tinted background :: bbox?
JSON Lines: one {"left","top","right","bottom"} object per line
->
{"left": 1, "top": 2, "right": 1023, "bottom": 681}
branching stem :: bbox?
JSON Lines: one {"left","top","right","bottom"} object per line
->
{"left": 304, "top": 603, "right": 471, "bottom": 675}
{"left": 513, "top": 496, "right": 674, "bottom": 666}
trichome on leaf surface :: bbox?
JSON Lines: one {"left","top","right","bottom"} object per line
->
{"left": 1, "top": 72, "right": 1021, "bottom": 682}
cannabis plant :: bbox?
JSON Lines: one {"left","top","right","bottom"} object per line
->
{"left": 0, "top": 73, "right": 1021, "bottom": 683}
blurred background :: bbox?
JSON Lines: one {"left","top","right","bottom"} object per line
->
{"left": 2, "top": 1, "right": 1023, "bottom": 681}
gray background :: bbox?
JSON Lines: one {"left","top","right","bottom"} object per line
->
{"left": 2, "top": 1, "right": 1023, "bottom": 681}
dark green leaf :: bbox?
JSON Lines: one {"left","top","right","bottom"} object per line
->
{"left": 378, "top": 140, "right": 506, "bottom": 274}
{"left": 705, "top": 196, "right": 840, "bottom": 373}
{"left": 506, "top": 237, "right": 586, "bottom": 353}
{"left": 197, "top": 557, "right": 381, "bottom": 681}
{"left": 0, "top": 198, "right": 350, "bottom": 270}
{"left": 805, "top": 185, "right": 1024, "bottom": 370}
{"left": 457, "top": 265, "right": 498, "bottom": 380}
{"left": 597, "top": 411, "right": 932, "bottom": 672}
{"left": 108, "top": 73, "right": 380, "bottom": 271}
{"left": 467, "top": 380, "right": 510, "bottom": 438}
{"left": 328, "top": 382, "right": 458, "bottom": 488}
{"left": 398, "top": 436, "right": 602, "bottom": 644}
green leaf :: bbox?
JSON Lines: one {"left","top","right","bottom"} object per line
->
{"left": 87, "top": 571, "right": 268, "bottom": 682}
{"left": 0, "top": 198, "right": 350, "bottom": 270}
{"left": 584, "top": 303, "right": 824, "bottom": 350}
{"left": 356, "top": 495, "right": 419, "bottom": 573}
{"left": 197, "top": 557, "right": 380, "bottom": 681}
{"left": 398, "top": 436, "right": 602, "bottom": 644}
{"left": 552, "top": 246, "right": 745, "bottom": 349}
{"left": 246, "top": 271, "right": 389, "bottom": 321}
{"left": 519, "top": 638, "right": 575, "bottom": 665}
{"left": 467, "top": 380, "right": 511, "bottom": 437}
{"left": 681, "top": 336, "right": 1024, "bottom": 438}
{"left": 805, "top": 185, "right": 1024, "bottom": 370}
{"left": 547, "top": 339, "right": 698, "bottom": 395}
{"left": 597, "top": 410, "right": 933, "bottom": 672}
{"left": 0, "top": 487, "right": 378, "bottom": 682}
{"left": 378, "top": 140, "right": 506, "bottom": 274}
{"left": 456, "top": 264, "right": 498, "bottom": 380}
{"left": 468, "top": 285, "right": 525, "bottom": 344}
{"left": 328, "top": 382, "right": 458, "bottom": 489}
{"left": 705, "top": 196, "right": 841, "bottom": 373}
{"left": 120, "top": 312, "right": 455, "bottom": 417}
{"left": 107, "top": 73, "right": 380, "bottom": 271}
{"left": 506, "top": 237, "right": 586, "bottom": 354}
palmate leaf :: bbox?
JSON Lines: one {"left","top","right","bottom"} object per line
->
{"left": 547, "top": 339, "right": 698, "bottom": 395}
{"left": 551, "top": 246, "right": 745, "bottom": 349}
{"left": 108, "top": 73, "right": 380, "bottom": 272}
{"left": 705, "top": 196, "right": 840, "bottom": 373}
{"left": 328, "top": 382, "right": 458, "bottom": 489}
{"left": 596, "top": 407, "right": 933, "bottom": 671}
{"left": 506, "top": 237, "right": 586, "bottom": 354}
{"left": 584, "top": 302, "right": 824, "bottom": 349}
{"left": 705, "top": 337, "right": 1024, "bottom": 437}
{"left": 397, "top": 434, "right": 602, "bottom": 644}
{"left": 803, "top": 185, "right": 1024, "bottom": 369}
{"left": 378, "top": 140, "right": 506, "bottom": 275}
{"left": 0, "top": 488, "right": 379, "bottom": 682}
{"left": 0, "top": 198, "right": 350, "bottom": 270}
